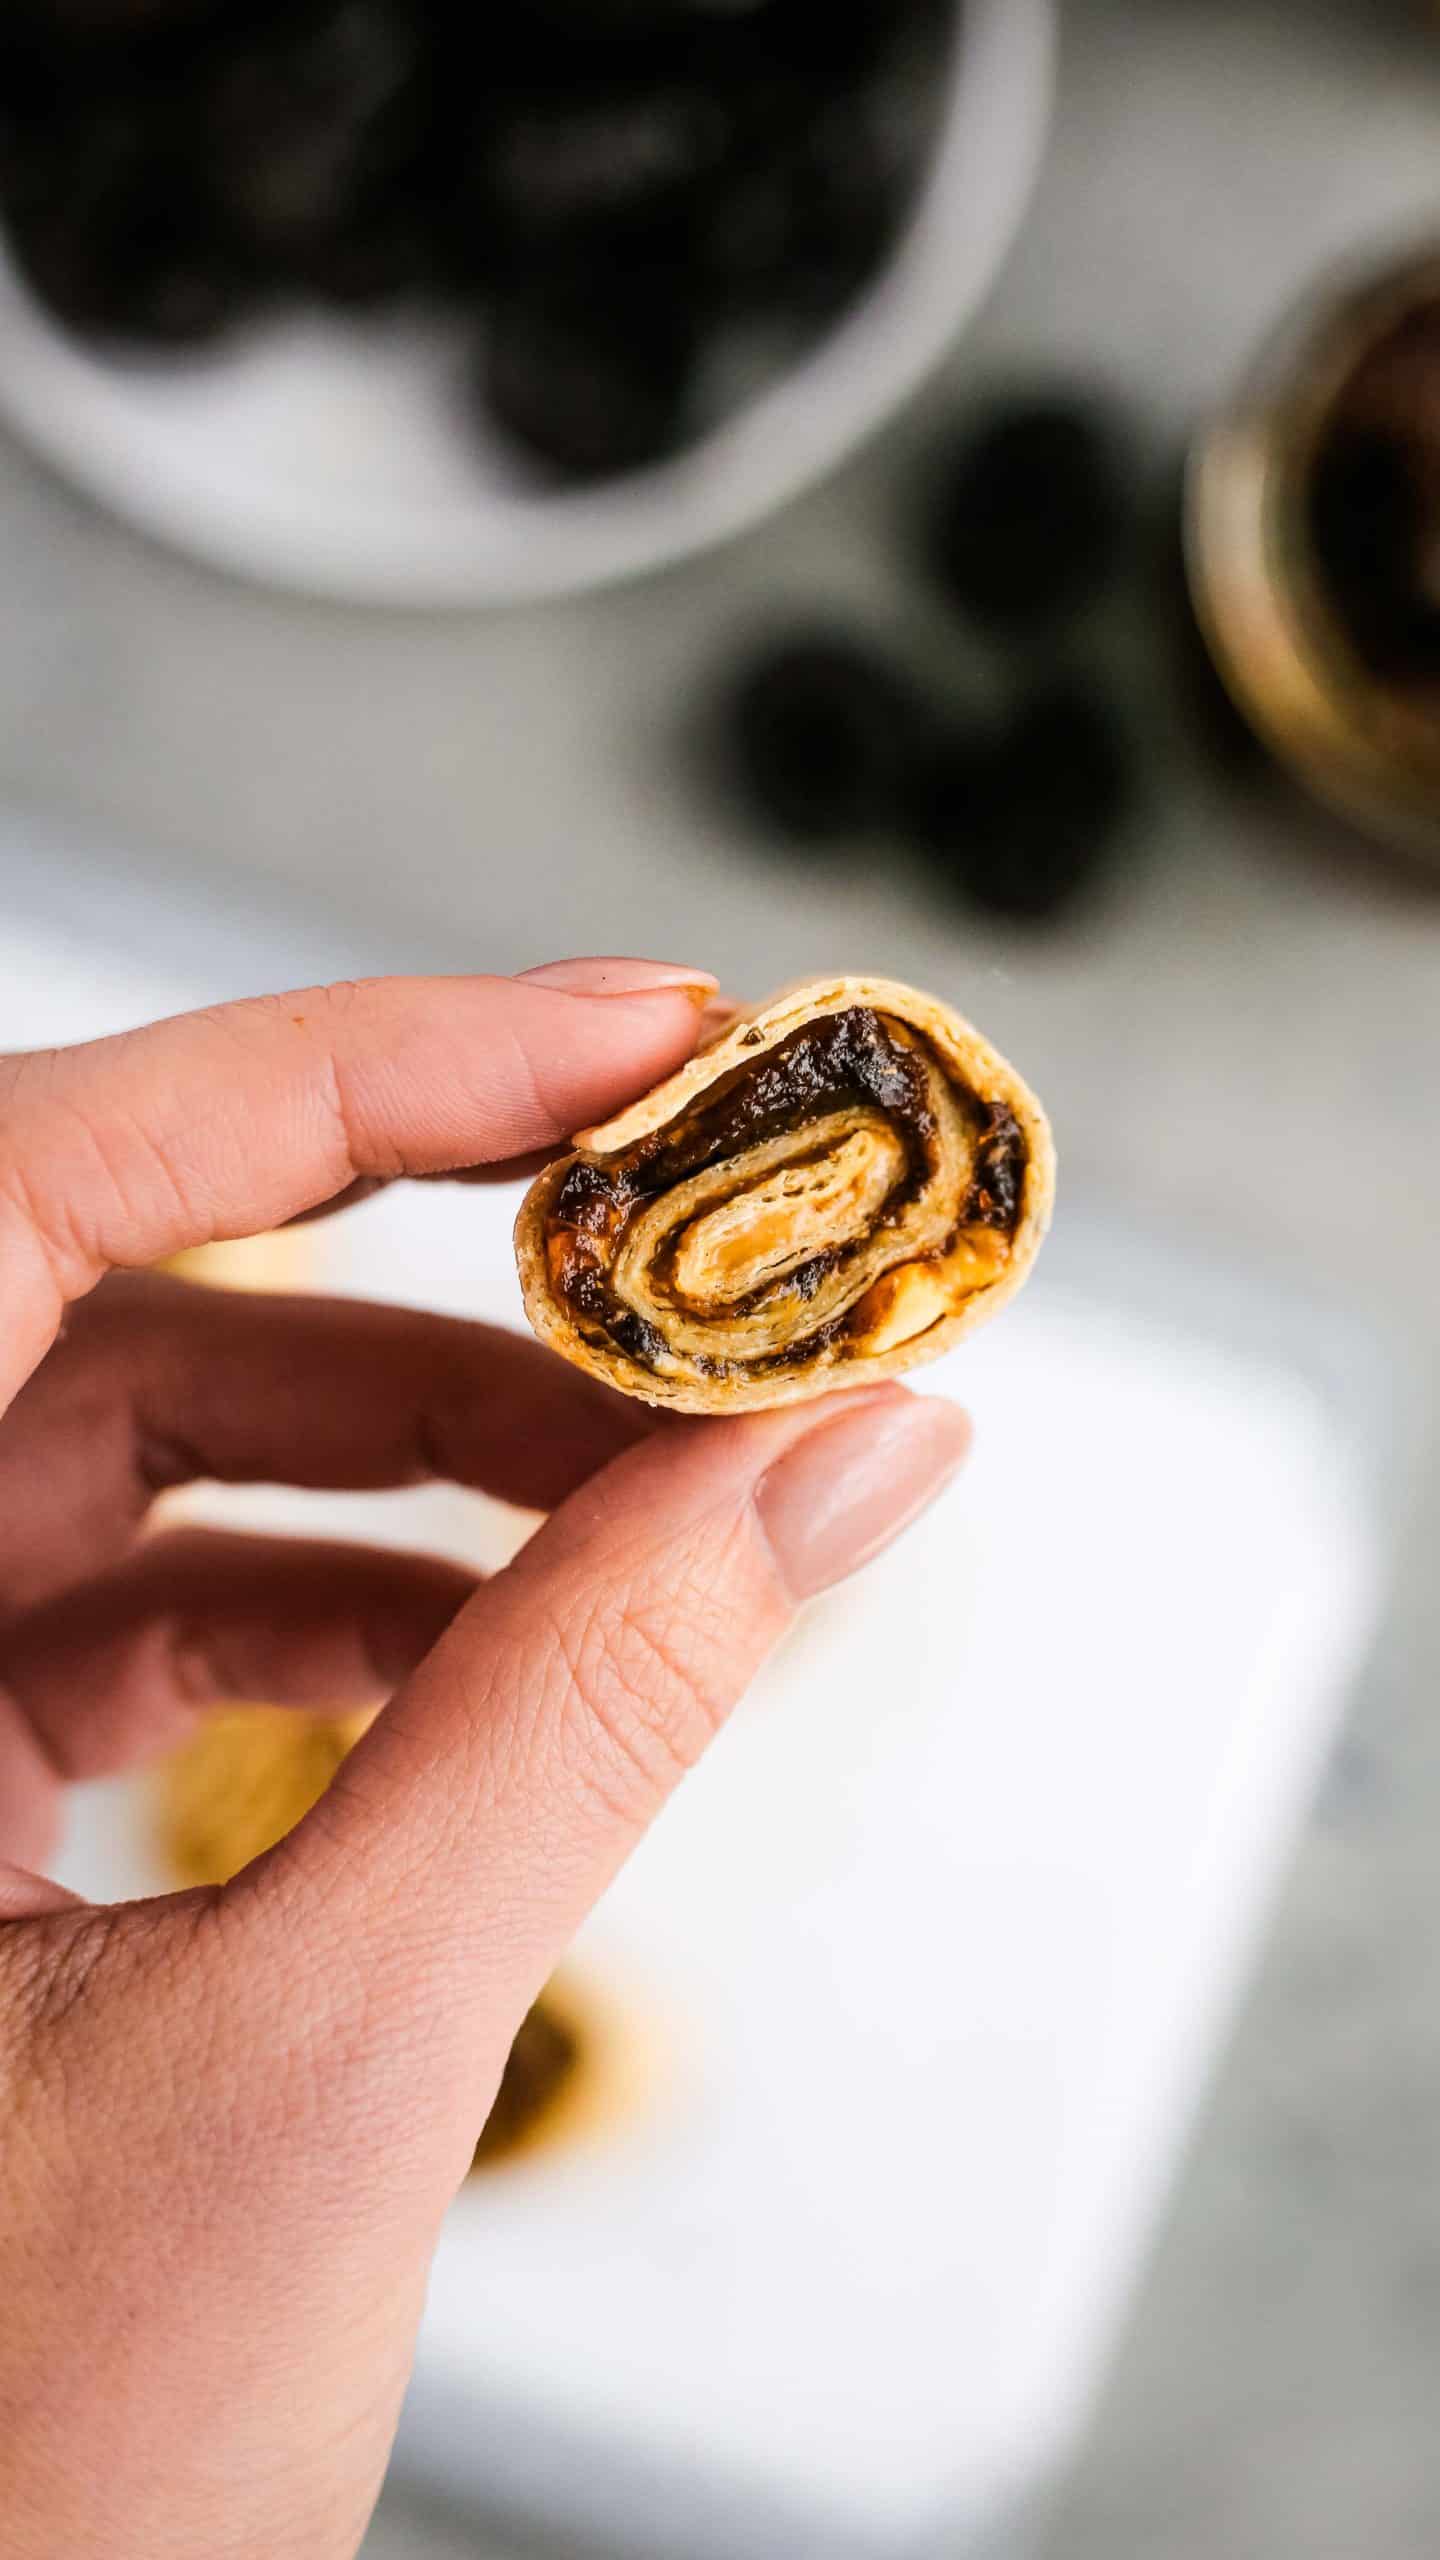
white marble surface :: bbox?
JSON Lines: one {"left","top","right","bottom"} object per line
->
{"left": 4, "top": 3, "right": 1440, "bottom": 2556}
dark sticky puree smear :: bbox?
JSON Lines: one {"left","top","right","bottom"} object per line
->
{"left": 679, "top": 1007, "right": 934, "bottom": 1170}
{"left": 968, "top": 1103, "right": 1023, "bottom": 1227}
{"left": 548, "top": 1009, "right": 1025, "bottom": 1365}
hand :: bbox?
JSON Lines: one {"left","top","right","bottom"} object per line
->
{"left": 0, "top": 958, "right": 969, "bottom": 2560}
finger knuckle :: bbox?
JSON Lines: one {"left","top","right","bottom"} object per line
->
{"left": 0, "top": 1130, "right": 80, "bottom": 1295}
{"left": 0, "top": 1085, "right": 193, "bottom": 1296}
{"left": 308, "top": 985, "right": 415, "bottom": 1183}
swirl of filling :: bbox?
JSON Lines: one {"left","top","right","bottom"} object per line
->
{"left": 515, "top": 980, "right": 1053, "bottom": 1414}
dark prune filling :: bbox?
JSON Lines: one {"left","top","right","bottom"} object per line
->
{"left": 547, "top": 1006, "right": 1026, "bottom": 1374}
{"left": 969, "top": 1102, "right": 1024, "bottom": 1227}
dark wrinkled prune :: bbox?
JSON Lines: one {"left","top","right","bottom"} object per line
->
{"left": 201, "top": 0, "right": 428, "bottom": 274}
{"left": 523, "top": 0, "right": 694, "bottom": 28}
{"left": 0, "top": 0, "right": 960, "bottom": 489}
{"left": 910, "top": 678, "right": 1131, "bottom": 921}
{"left": 703, "top": 91, "right": 905, "bottom": 324}
{"left": 524, "top": 0, "right": 766, "bottom": 38}
{"left": 485, "top": 82, "right": 729, "bottom": 248}
{"left": 482, "top": 265, "right": 699, "bottom": 480}
{"left": 925, "top": 395, "right": 1130, "bottom": 635}
{"left": 0, "top": 29, "right": 62, "bottom": 131}
{"left": 726, "top": 0, "right": 922, "bottom": 88}
{"left": 905, "top": 720, "right": 1010, "bottom": 859}
{"left": 10, "top": 212, "right": 242, "bottom": 342}
{"left": 701, "top": 0, "right": 945, "bottom": 327}
{"left": 5, "top": 0, "right": 220, "bottom": 36}
{"left": 428, "top": 0, "right": 673, "bottom": 110}
{"left": 728, "top": 627, "right": 926, "bottom": 841}
{"left": 1, "top": 95, "right": 244, "bottom": 344}
{"left": 301, "top": 200, "right": 444, "bottom": 304}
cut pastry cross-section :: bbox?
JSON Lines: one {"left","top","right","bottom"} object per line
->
{"left": 515, "top": 974, "right": 1054, "bottom": 1414}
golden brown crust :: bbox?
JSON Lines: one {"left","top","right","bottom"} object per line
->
{"left": 514, "top": 975, "right": 1055, "bottom": 1414}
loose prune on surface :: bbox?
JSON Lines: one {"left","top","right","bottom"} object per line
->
{"left": 482, "top": 263, "right": 699, "bottom": 480}
{"left": 905, "top": 719, "right": 1009, "bottom": 863}
{"left": 909, "top": 675, "right": 1131, "bottom": 920}
{"left": 727, "top": 626, "right": 927, "bottom": 841}
{"left": 925, "top": 395, "right": 1131, "bottom": 636}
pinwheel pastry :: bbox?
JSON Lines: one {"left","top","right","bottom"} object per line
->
{"left": 516, "top": 974, "right": 1053, "bottom": 1414}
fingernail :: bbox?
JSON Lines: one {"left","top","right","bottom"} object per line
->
{"left": 756, "top": 1392, "right": 971, "bottom": 1600}
{"left": 520, "top": 957, "right": 717, "bottom": 1007}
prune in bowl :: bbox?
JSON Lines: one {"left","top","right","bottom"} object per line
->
{"left": 0, "top": 0, "right": 1057, "bottom": 602}
{"left": 483, "top": 260, "right": 702, "bottom": 481}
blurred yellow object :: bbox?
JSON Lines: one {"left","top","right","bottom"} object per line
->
{"left": 470, "top": 1987, "right": 587, "bottom": 2175}
{"left": 157, "top": 1704, "right": 374, "bottom": 1888}
{"left": 152, "top": 1213, "right": 617, "bottom": 2170}
{"left": 151, "top": 1198, "right": 605, "bottom": 2164}
{"left": 156, "top": 1705, "right": 595, "bottom": 2169}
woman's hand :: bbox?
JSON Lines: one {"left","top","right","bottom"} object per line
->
{"left": 0, "top": 957, "right": 968, "bottom": 2560}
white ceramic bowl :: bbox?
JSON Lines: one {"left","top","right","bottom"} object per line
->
{"left": 0, "top": 0, "right": 1054, "bottom": 606}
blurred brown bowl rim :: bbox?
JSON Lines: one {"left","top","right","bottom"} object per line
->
{"left": 1186, "top": 235, "right": 1440, "bottom": 862}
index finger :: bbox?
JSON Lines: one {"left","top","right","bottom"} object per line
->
{"left": 0, "top": 957, "right": 713, "bottom": 1410}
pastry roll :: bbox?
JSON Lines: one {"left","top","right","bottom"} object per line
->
{"left": 515, "top": 975, "right": 1054, "bottom": 1414}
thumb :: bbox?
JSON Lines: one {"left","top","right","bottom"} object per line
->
{"left": 0, "top": 1389, "right": 966, "bottom": 2560}
{"left": 230, "top": 1385, "right": 968, "bottom": 2164}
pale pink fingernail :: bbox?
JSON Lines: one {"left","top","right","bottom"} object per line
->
{"left": 756, "top": 1392, "right": 971, "bottom": 1599}
{"left": 519, "top": 957, "right": 717, "bottom": 1006}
